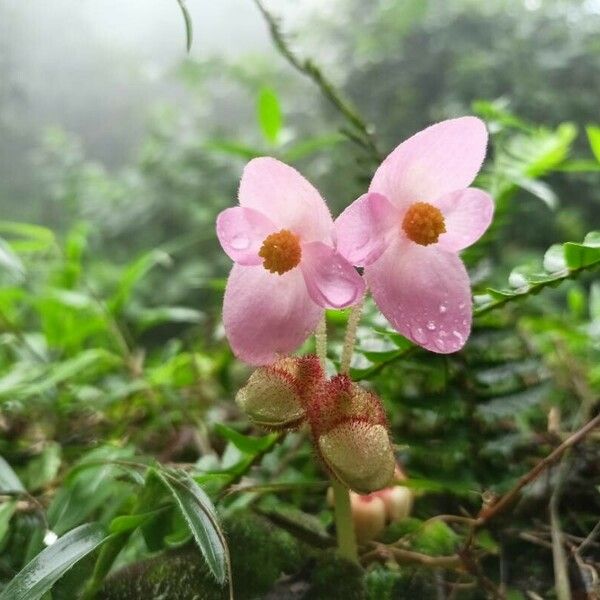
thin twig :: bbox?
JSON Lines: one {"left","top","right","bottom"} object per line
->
{"left": 252, "top": 0, "right": 382, "bottom": 162}
{"left": 362, "top": 543, "right": 462, "bottom": 569}
{"left": 577, "top": 519, "right": 600, "bottom": 555}
{"left": 549, "top": 452, "right": 573, "bottom": 600}
{"left": 476, "top": 412, "right": 600, "bottom": 526}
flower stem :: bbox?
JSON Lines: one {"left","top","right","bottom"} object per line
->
{"left": 331, "top": 477, "right": 359, "bottom": 563}
{"left": 340, "top": 295, "right": 365, "bottom": 374}
{"left": 315, "top": 314, "right": 328, "bottom": 369}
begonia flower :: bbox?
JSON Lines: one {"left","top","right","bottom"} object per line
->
{"left": 335, "top": 117, "right": 493, "bottom": 353}
{"left": 217, "top": 157, "right": 365, "bottom": 365}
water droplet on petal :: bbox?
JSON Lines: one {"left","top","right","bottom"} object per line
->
{"left": 439, "top": 303, "right": 447, "bottom": 313}
{"left": 434, "top": 338, "right": 446, "bottom": 351}
{"left": 426, "top": 321, "right": 436, "bottom": 331}
{"left": 452, "top": 330, "right": 464, "bottom": 344}
{"left": 439, "top": 330, "right": 447, "bottom": 337}
{"left": 459, "top": 302, "right": 466, "bottom": 310}
{"left": 412, "top": 326, "right": 426, "bottom": 344}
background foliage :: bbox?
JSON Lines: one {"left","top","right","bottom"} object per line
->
{"left": 0, "top": 0, "right": 599, "bottom": 598}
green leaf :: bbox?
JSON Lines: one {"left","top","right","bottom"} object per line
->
{"left": 0, "top": 523, "right": 108, "bottom": 600}
{"left": 475, "top": 231, "right": 600, "bottom": 316}
{"left": 257, "top": 87, "right": 283, "bottom": 144}
{"left": 7, "top": 349, "right": 121, "bottom": 401}
{"left": 214, "top": 424, "right": 279, "bottom": 454}
{"left": 109, "top": 249, "right": 171, "bottom": 315}
{"left": 0, "top": 500, "right": 17, "bottom": 544}
{"left": 23, "top": 443, "right": 62, "bottom": 492}
{"left": 0, "top": 237, "right": 25, "bottom": 280}
{"left": 564, "top": 231, "right": 600, "bottom": 269}
{"left": 282, "top": 133, "right": 345, "bottom": 161}
{"left": 135, "top": 305, "right": 204, "bottom": 332}
{"left": 176, "top": 0, "right": 193, "bottom": 52}
{"left": 0, "top": 455, "right": 25, "bottom": 494}
{"left": 0, "top": 221, "right": 55, "bottom": 254}
{"left": 156, "top": 468, "right": 230, "bottom": 585}
{"left": 109, "top": 508, "right": 166, "bottom": 534}
{"left": 204, "top": 139, "right": 262, "bottom": 160}
{"left": 586, "top": 124, "right": 600, "bottom": 163}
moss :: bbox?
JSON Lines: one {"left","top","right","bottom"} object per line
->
{"left": 100, "top": 511, "right": 304, "bottom": 600}
{"left": 364, "top": 567, "right": 401, "bottom": 600}
{"left": 306, "top": 550, "right": 366, "bottom": 600}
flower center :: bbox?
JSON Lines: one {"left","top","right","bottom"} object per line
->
{"left": 402, "top": 202, "right": 446, "bottom": 246}
{"left": 259, "top": 229, "right": 302, "bottom": 275}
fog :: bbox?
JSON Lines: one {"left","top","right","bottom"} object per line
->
{"left": 0, "top": 1, "right": 319, "bottom": 216}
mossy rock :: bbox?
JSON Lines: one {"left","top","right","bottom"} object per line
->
{"left": 100, "top": 511, "right": 304, "bottom": 600}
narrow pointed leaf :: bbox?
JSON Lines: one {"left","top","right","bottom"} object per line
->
{"left": 0, "top": 455, "right": 25, "bottom": 494}
{"left": 156, "top": 468, "right": 229, "bottom": 585}
{"left": 257, "top": 87, "right": 282, "bottom": 144}
{"left": 0, "top": 523, "right": 108, "bottom": 600}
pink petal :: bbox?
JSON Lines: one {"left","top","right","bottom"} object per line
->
{"left": 223, "top": 264, "right": 322, "bottom": 365}
{"left": 334, "top": 192, "right": 398, "bottom": 266}
{"left": 239, "top": 157, "right": 334, "bottom": 244}
{"left": 301, "top": 242, "right": 366, "bottom": 309}
{"left": 216, "top": 206, "right": 276, "bottom": 265}
{"left": 366, "top": 240, "right": 472, "bottom": 353}
{"left": 433, "top": 188, "right": 494, "bottom": 253}
{"left": 370, "top": 117, "right": 488, "bottom": 210}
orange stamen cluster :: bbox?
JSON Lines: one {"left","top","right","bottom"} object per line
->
{"left": 402, "top": 202, "right": 446, "bottom": 246}
{"left": 258, "top": 229, "right": 302, "bottom": 275}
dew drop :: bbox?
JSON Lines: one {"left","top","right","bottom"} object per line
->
{"left": 508, "top": 271, "right": 528, "bottom": 289}
{"left": 412, "top": 326, "right": 426, "bottom": 343}
{"left": 439, "top": 330, "right": 448, "bottom": 337}
{"left": 434, "top": 338, "right": 446, "bottom": 350}
{"left": 459, "top": 302, "right": 466, "bottom": 310}
{"left": 426, "top": 321, "right": 436, "bottom": 331}
{"left": 439, "top": 303, "right": 447, "bottom": 314}
{"left": 452, "top": 330, "right": 464, "bottom": 344}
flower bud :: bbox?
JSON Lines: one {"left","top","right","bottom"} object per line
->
{"left": 309, "top": 375, "right": 395, "bottom": 494}
{"left": 236, "top": 355, "right": 323, "bottom": 430}
{"left": 349, "top": 493, "right": 386, "bottom": 543}
{"left": 379, "top": 485, "right": 413, "bottom": 522}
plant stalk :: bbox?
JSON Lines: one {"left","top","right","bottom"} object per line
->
{"left": 331, "top": 477, "right": 359, "bottom": 563}
{"left": 340, "top": 295, "right": 365, "bottom": 375}
{"left": 314, "top": 314, "right": 359, "bottom": 562}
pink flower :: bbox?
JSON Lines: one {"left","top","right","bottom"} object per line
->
{"left": 335, "top": 117, "right": 493, "bottom": 353}
{"left": 217, "top": 157, "right": 365, "bottom": 365}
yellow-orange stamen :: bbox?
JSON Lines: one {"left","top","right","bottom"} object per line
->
{"left": 259, "top": 229, "right": 302, "bottom": 275}
{"left": 402, "top": 202, "right": 446, "bottom": 246}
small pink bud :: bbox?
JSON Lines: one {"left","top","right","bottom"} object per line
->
{"left": 236, "top": 355, "right": 323, "bottom": 430}
{"left": 379, "top": 486, "right": 413, "bottom": 522}
{"left": 350, "top": 493, "right": 386, "bottom": 543}
{"left": 309, "top": 375, "right": 395, "bottom": 493}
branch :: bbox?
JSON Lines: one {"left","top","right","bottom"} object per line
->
{"left": 476, "top": 412, "right": 600, "bottom": 525}
{"left": 362, "top": 543, "right": 462, "bottom": 569}
{"left": 252, "top": 0, "right": 382, "bottom": 161}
